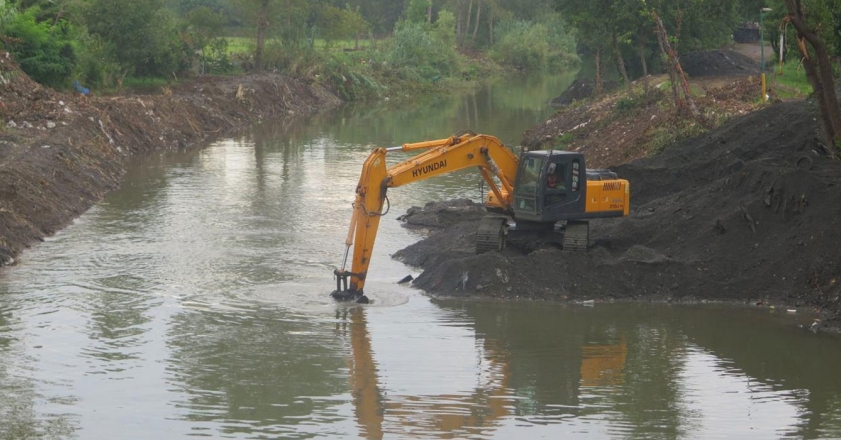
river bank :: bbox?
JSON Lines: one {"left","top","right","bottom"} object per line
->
{"left": 0, "top": 51, "right": 342, "bottom": 265}
{"left": 3, "top": 44, "right": 840, "bottom": 333}
{"left": 392, "top": 86, "right": 841, "bottom": 332}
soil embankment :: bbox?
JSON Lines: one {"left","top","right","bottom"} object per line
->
{"left": 393, "top": 51, "right": 841, "bottom": 332}
{"left": 0, "top": 51, "right": 342, "bottom": 265}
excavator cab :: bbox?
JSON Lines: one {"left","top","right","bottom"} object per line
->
{"left": 513, "top": 150, "right": 585, "bottom": 222}
{"left": 512, "top": 150, "right": 629, "bottom": 224}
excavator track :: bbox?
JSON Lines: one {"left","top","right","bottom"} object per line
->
{"left": 563, "top": 220, "right": 589, "bottom": 252}
{"left": 475, "top": 216, "right": 507, "bottom": 254}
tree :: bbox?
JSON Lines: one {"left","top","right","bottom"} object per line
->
{"left": 406, "top": 0, "right": 431, "bottom": 24}
{"left": 782, "top": 0, "right": 841, "bottom": 155}
{"left": 86, "top": 0, "right": 183, "bottom": 78}
{"left": 554, "top": 0, "right": 612, "bottom": 94}
{"left": 170, "top": 0, "right": 229, "bottom": 15}
{"left": 4, "top": 7, "right": 75, "bottom": 87}
{"left": 313, "top": 4, "right": 370, "bottom": 48}
{"left": 0, "top": 0, "right": 17, "bottom": 31}
{"left": 11, "top": 0, "right": 86, "bottom": 24}
{"left": 184, "top": 6, "right": 226, "bottom": 73}
{"left": 253, "top": 0, "right": 269, "bottom": 69}
{"left": 328, "top": 0, "right": 408, "bottom": 35}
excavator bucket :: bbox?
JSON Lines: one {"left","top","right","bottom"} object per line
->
{"left": 332, "top": 270, "right": 369, "bottom": 303}
{"left": 331, "top": 289, "right": 369, "bottom": 303}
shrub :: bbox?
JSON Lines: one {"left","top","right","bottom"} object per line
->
{"left": 3, "top": 8, "right": 76, "bottom": 88}
{"left": 86, "top": 0, "right": 188, "bottom": 79}
{"left": 71, "top": 31, "right": 122, "bottom": 88}
{"left": 490, "top": 20, "right": 551, "bottom": 71}
{"left": 386, "top": 20, "right": 458, "bottom": 81}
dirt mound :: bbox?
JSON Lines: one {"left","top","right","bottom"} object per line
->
{"left": 524, "top": 74, "right": 769, "bottom": 169}
{"left": 393, "top": 99, "right": 841, "bottom": 331}
{"left": 0, "top": 51, "right": 342, "bottom": 265}
{"left": 396, "top": 199, "right": 487, "bottom": 229}
{"left": 680, "top": 50, "right": 760, "bottom": 77}
{"left": 550, "top": 79, "right": 620, "bottom": 108}
{"left": 547, "top": 49, "right": 759, "bottom": 111}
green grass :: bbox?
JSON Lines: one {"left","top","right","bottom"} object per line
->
{"left": 121, "top": 77, "right": 171, "bottom": 88}
{"left": 96, "top": 76, "right": 176, "bottom": 95}
{"left": 226, "top": 37, "right": 252, "bottom": 55}
{"left": 313, "top": 38, "right": 372, "bottom": 51}
{"left": 768, "top": 61, "right": 813, "bottom": 99}
{"left": 224, "top": 36, "right": 372, "bottom": 56}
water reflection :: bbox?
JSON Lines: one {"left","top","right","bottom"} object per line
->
{"left": 339, "top": 304, "right": 515, "bottom": 440}
{"left": 673, "top": 305, "right": 841, "bottom": 438}
{"left": 420, "top": 301, "right": 841, "bottom": 439}
{"left": 333, "top": 300, "right": 824, "bottom": 439}
{"left": 166, "top": 307, "right": 349, "bottom": 438}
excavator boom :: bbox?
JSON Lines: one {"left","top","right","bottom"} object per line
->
{"left": 332, "top": 133, "right": 519, "bottom": 302}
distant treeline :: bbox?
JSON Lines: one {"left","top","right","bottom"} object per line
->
{"left": 0, "top": 0, "right": 837, "bottom": 99}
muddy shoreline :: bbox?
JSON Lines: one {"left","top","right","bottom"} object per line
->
{"left": 3, "top": 50, "right": 841, "bottom": 333}
{"left": 393, "top": 96, "right": 841, "bottom": 333}
{"left": 0, "top": 52, "right": 342, "bottom": 265}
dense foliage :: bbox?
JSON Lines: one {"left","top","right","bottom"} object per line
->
{"left": 2, "top": 7, "right": 75, "bottom": 87}
{"left": 0, "top": 0, "right": 838, "bottom": 101}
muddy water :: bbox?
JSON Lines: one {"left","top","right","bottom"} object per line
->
{"left": 2, "top": 73, "right": 841, "bottom": 439}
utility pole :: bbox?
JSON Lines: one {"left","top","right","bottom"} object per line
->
{"left": 760, "top": 7, "right": 772, "bottom": 102}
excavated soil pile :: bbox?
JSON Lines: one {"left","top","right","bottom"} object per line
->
{"left": 0, "top": 52, "right": 341, "bottom": 264}
{"left": 550, "top": 79, "right": 619, "bottom": 108}
{"left": 525, "top": 75, "right": 764, "bottom": 168}
{"left": 679, "top": 49, "right": 760, "bottom": 77}
{"left": 393, "top": 99, "right": 841, "bottom": 331}
{"left": 547, "top": 50, "right": 758, "bottom": 109}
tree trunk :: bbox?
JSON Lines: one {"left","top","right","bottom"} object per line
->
{"left": 595, "top": 48, "right": 603, "bottom": 96}
{"left": 612, "top": 32, "right": 632, "bottom": 94}
{"left": 655, "top": 25, "right": 680, "bottom": 108}
{"left": 465, "top": 0, "right": 473, "bottom": 46}
{"left": 654, "top": 12, "right": 702, "bottom": 121}
{"left": 784, "top": 0, "right": 841, "bottom": 156}
{"left": 54, "top": 0, "right": 67, "bottom": 25}
{"left": 638, "top": 37, "right": 649, "bottom": 95}
{"left": 456, "top": 0, "right": 464, "bottom": 46}
{"left": 471, "top": 0, "right": 482, "bottom": 47}
{"left": 487, "top": 4, "right": 494, "bottom": 46}
{"left": 254, "top": 0, "right": 269, "bottom": 71}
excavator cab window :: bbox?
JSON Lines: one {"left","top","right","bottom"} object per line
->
{"left": 514, "top": 157, "right": 543, "bottom": 212}
{"left": 544, "top": 162, "right": 567, "bottom": 206}
{"left": 546, "top": 163, "right": 565, "bottom": 190}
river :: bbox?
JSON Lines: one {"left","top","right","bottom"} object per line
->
{"left": 2, "top": 73, "right": 841, "bottom": 439}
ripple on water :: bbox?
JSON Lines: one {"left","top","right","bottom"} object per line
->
{"left": 250, "top": 279, "right": 410, "bottom": 314}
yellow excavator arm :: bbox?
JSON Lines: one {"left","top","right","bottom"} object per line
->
{"left": 332, "top": 133, "right": 519, "bottom": 302}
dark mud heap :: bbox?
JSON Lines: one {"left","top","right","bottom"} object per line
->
{"left": 394, "top": 99, "right": 841, "bottom": 329}
{"left": 679, "top": 49, "right": 760, "bottom": 77}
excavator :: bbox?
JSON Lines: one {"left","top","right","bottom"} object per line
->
{"left": 331, "top": 131, "right": 629, "bottom": 302}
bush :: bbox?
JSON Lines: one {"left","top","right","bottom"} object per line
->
{"left": 386, "top": 20, "right": 458, "bottom": 81}
{"left": 261, "top": 42, "right": 322, "bottom": 75}
{"left": 491, "top": 20, "right": 551, "bottom": 71}
{"left": 202, "top": 38, "right": 234, "bottom": 74}
{"left": 317, "top": 54, "right": 382, "bottom": 101}
{"left": 4, "top": 8, "right": 75, "bottom": 88}
{"left": 491, "top": 14, "right": 579, "bottom": 72}
{"left": 71, "top": 31, "right": 122, "bottom": 88}
{"left": 86, "top": 0, "right": 188, "bottom": 79}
